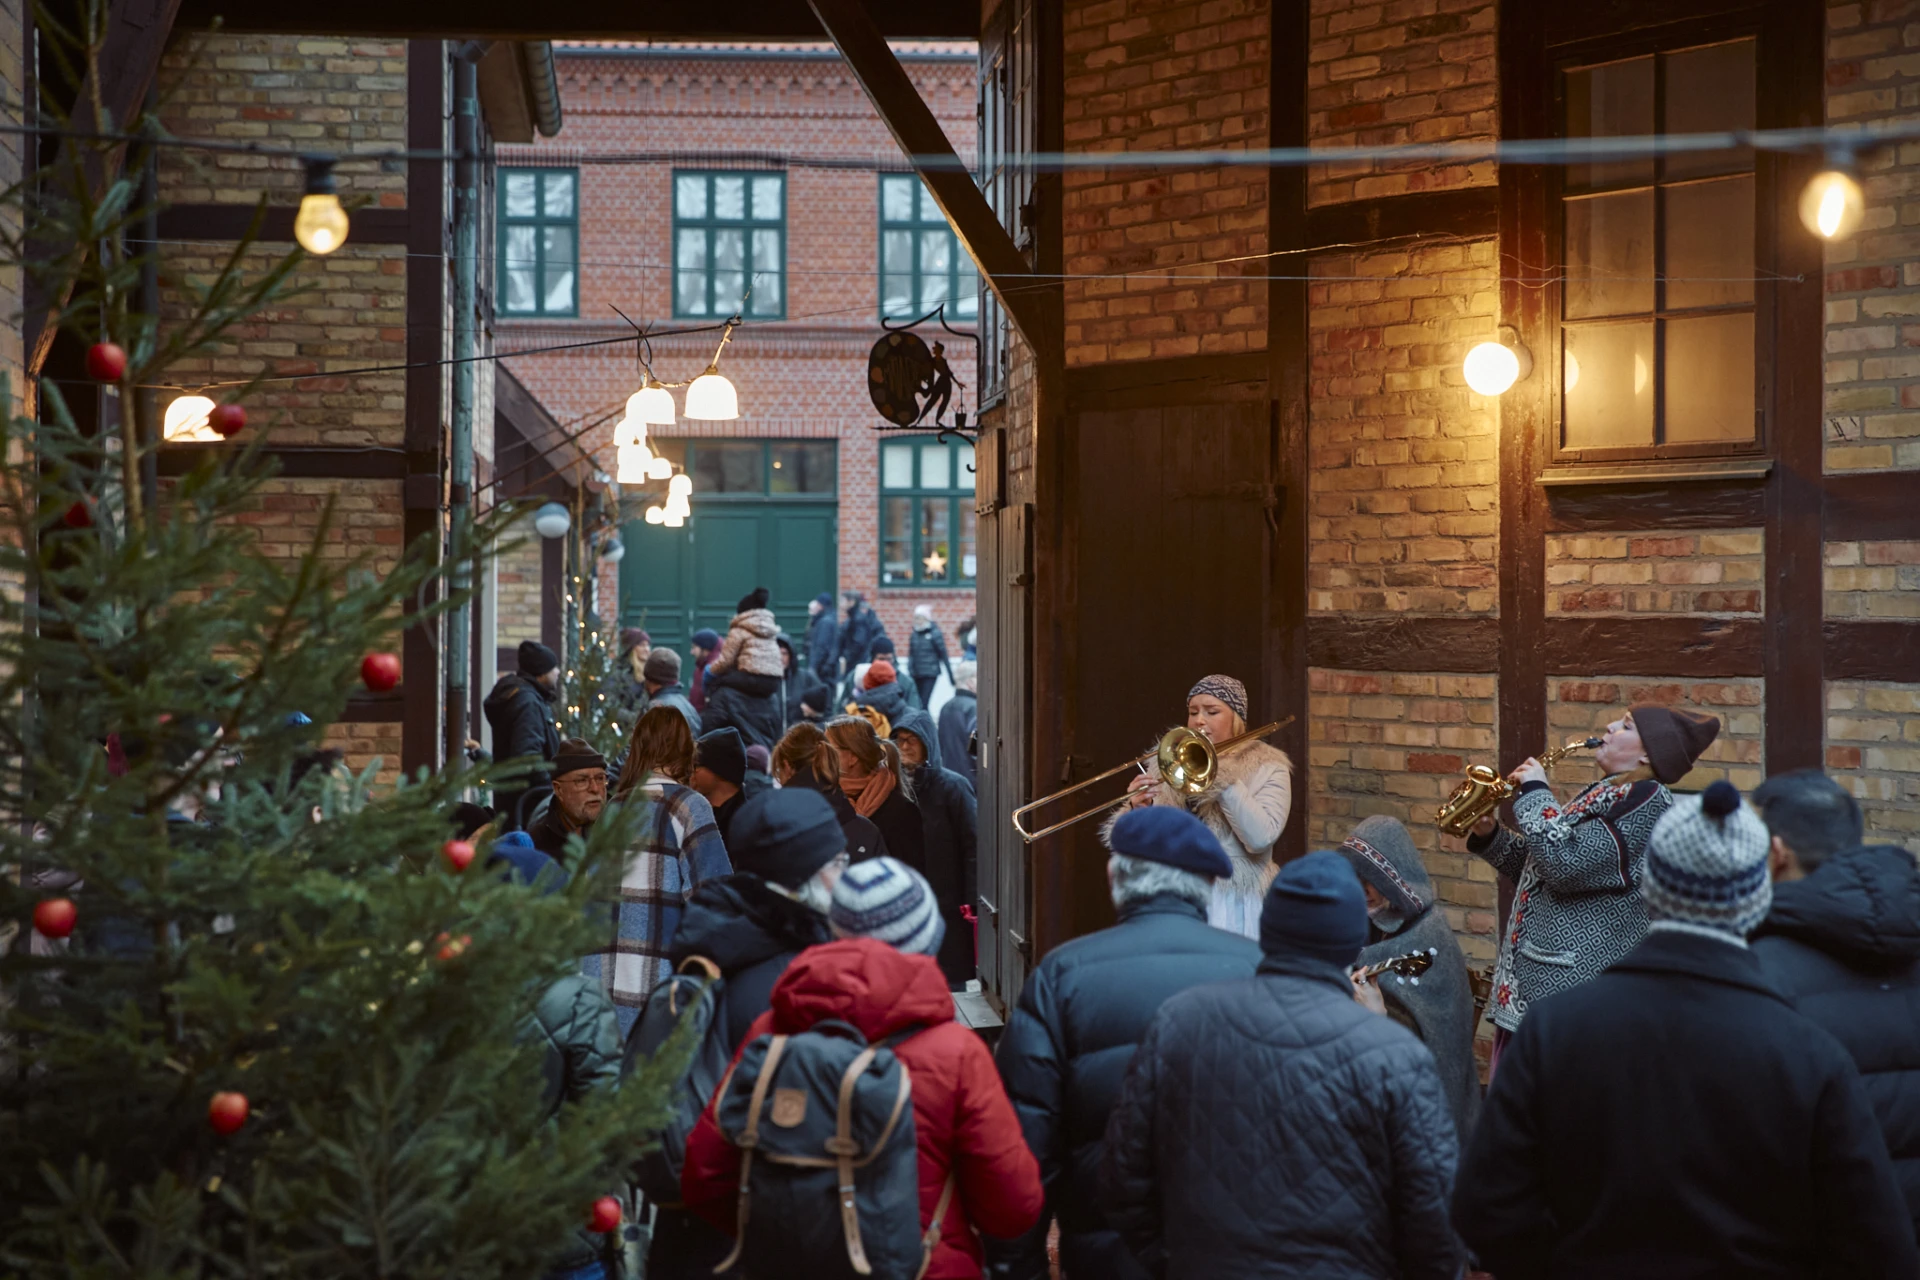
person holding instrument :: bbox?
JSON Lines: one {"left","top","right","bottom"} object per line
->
{"left": 1468, "top": 703, "right": 1719, "bottom": 1074}
{"left": 1120, "top": 674, "right": 1292, "bottom": 939}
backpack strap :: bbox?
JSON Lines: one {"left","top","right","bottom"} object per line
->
{"left": 668, "top": 954, "right": 721, "bottom": 1017}
{"left": 913, "top": 1173, "right": 959, "bottom": 1280}
{"left": 714, "top": 1034, "right": 789, "bottom": 1276}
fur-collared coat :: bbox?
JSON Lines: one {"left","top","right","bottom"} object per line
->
{"left": 1110, "top": 737, "right": 1293, "bottom": 939}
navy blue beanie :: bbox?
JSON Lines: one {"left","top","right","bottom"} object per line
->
{"left": 1259, "top": 850, "right": 1370, "bottom": 968}
{"left": 730, "top": 788, "right": 845, "bottom": 889}
{"left": 691, "top": 628, "right": 721, "bottom": 652}
{"left": 1108, "top": 807, "right": 1232, "bottom": 880}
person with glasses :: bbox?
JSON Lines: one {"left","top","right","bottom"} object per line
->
{"left": 526, "top": 738, "right": 608, "bottom": 862}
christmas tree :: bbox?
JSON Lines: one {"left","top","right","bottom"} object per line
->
{"left": 559, "top": 612, "right": 634, "bottom": 762}
{"left": 0, "top": 18, "right": 679, "bottom": 1278}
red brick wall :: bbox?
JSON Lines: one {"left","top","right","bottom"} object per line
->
{"left": 501, "top": 44, "right": 980, "bottom": 642}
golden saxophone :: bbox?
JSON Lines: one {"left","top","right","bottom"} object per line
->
{"left": 1433, "top": 737, "right": 1601, "bottom": 837}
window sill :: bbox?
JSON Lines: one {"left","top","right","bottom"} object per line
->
{"left": 1539, "top": 458, "right": 1773, "bottom": 487}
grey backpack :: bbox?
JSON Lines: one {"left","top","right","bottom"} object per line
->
{"left": 622, "top": 955, "right": 729, "bottom": 1204}
{"left": 711, "top": 1019, "right": 954, "bottom": 1279}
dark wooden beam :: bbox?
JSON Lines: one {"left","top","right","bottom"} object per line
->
{"left": 175, "top": 0, "right": 978, "bottom": 39}
{"left": 1307, "top": 616, "right": 1502, "bottom": 673}
{"left": 401, "top": 41, "right": 447, "bottom": 777}
{"left": 342, "top": 694, "right": 405, "bottom": 723}
{"left": 1824, "top": 620, "right": 1920, "bottom": 683}
{"left": 1064, "top": 352, "right": 1270, "bottom": 410}
{"left": 156, "top": 444, "right": 408, "bottom": 478}
{"left": 1303, "top": 185, "right": 1499, "bottom": 248}
{"left": 25, "top": 0, "right": 185, "bottom": 386}
{"left": 1544, "top": 478, "right": 1767, "bottom": 532}
{"left": 155, "top": 204, "right": 412, "bottom": 245}
{"left": 1268, "top": 0, "right": 1310, "bottom": 866}
{"left": 541, "top": 533, "right": 565, "bottom": 655}
{"left": 1544, "top": 616, "right": 1765, "bottom": 678}
{"left": 1825, "top": 471, "right": 1920, "bottom": 542}
{"left": 806, "top": 0, "right": 1056, "bottom": 360}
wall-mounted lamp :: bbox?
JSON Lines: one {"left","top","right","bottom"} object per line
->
{"left": 1462, "top": 328, "right": 1533, "bottom": 397}
{"left": 533, "top": 501, "right": 572, "bottom": 539}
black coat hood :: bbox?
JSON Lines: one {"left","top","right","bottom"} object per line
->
{"left": 1756, "top": 845, "right": 1920, "bottom": 968}
{"left": 669, "top": 873, "right": 832, "bottom": 974}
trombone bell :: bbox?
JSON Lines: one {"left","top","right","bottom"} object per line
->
{"left": 1011, "top": 719, "right": 1289, "bottom": 844}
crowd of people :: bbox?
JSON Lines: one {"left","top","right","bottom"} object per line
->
{"left": 473, "top": 635, "right": 1920, "bottom": 1279}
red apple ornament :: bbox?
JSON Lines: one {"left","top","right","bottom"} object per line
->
{"left": 209, "top": 403, "right": 247, "bottom": 438}
{"left": 33, "top": 897, "right": 77, "bottom": 939}
{"left": 589, "top": 1196, "right": 622, "bottom": 1234}
{"left": 441, "top": 839, "right": 475, "bottom": 872}
{"left": 85, "top": 342, "right": 126, "bottom": 382}
{"left": 62, "top": 501, "right": 92, "bottom": 529}
{"left": 208, "top": 1091, "right": 250, "bottom": 1135}
{"left": 360, "top": 652, "right": 400, "bottom": 692}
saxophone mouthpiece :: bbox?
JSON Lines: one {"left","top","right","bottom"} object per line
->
{"left": 1583, "top": 736, "right": 1602, "bottom": 748}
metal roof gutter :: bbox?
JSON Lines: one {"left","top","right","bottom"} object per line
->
{"left": 519, "top": 41, "right": 564, "bottom": 137}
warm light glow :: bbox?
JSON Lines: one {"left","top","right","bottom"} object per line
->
{"left": 1565, "top": 351, "right": 1581, "bottom": 392}
{"left": 294, "top": 193, "right": 349, "bottom": 255}
{"left": 629, "top": 379, "right": 676, "bottom": 426}
{"left": 647, "top": 456, "right": 672, "bottom": 480}
{"left": 613, "top": 416, "right": 646, "bottom": 449}
{"left": 683, "top": 367, "right": 738, "bottom": 420}
{"left": 616, "top": 442, "right": 652, "bottom": 485}
{"left": 1800, "top": 169, "right": 1865, "bottom": 241}
{"left": 1633, "top": 353, "right": 1649, "bottom": 396}
{"left": 163, "top": 394, "right": 219, "bottom": 442}
{"left": 668, "top": 472, "right": 693, "bottom": 497}
{"left": 1462, "top": 341, "right": 1529, "bottom": 396}
{"left": 645, "top": 505, "right": 666, "bottom": 525}
{"left": 663, "top": 512, "right": 686, "bottom": 528}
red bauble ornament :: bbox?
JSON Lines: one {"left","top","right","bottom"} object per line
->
{"left": 360, "top": 652, "right": 400, "bottom": 692}
{"left": 209, "top": 403, "right": 247, "bottom": 438}
{"left": 85, "top": 342, "right": 126, "bottom": 382}
{"left": 434, "top": 931, "right": 472, "bottom": 962}
{"left": 588, "top": 1196, "right": 622, "bottom": 1234}
{"left": 32, "top": 897, "right": 77, "bottom": 939}
{"left": 208, "top": 1091, "right": 250, "bottom": 1135}
{"left": 441, "top": 839, "right": 475, "bottom": 872}
{"left": 62, "top": 501, "right": 92, "bottom": 529}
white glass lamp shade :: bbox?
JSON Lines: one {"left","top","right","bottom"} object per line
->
{"left": 644, "top": 505, "right": 666, "bottom": 525}
{"left": 163, "top": 394, "right": 219, "bottom": 442}
{"left": 668, "top": 472, "right": 693, "bottom": 497}
{"left": 1800, "top": 169, "right": 1865, "bottom": 241}
{"left": 612, "top": 416, "right": 646, "bottom": 450}
{"left": 533, "top": 501, "right": 572, "bottom": 539}
{"left": 1462, "top": 341, "right": 1531, "bottom": 396}
{"left": 616, "top": 442, "right": 653, "bottom": 485}
{"left": 663, "top": 510, "right": 686, "bottom": 528}
{"left": 647, "top": 455, "right": 673, "bottom": 480}
{"left": 683, "top": 366, "right": 738, "bottom": 421}
{"left": 666, "top": 492, "right": 691, "bottom": 521}
{"left": 629, "top": 380, "right": 676, "bottom": 426}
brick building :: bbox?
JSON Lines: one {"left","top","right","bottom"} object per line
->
{"left": 497, "top": 41, "right": 982, "bottom": 665}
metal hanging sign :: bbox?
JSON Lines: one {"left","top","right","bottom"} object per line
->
{"left": 866, "top": 303, "right": 976, "bottom": 439}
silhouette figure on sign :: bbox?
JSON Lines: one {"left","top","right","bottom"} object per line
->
{"left": 915, "top": 341, "right": 965, "bottom": 427}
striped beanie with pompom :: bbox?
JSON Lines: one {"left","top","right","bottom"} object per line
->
{"left": 1643, "top": 779, "right": 1772, "bottom": 941}
{"left": 829, "top": 856, "right": 946, "bottom": 957}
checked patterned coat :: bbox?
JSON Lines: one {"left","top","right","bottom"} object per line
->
{"left": 1468, "top": 775, "right": 1671, "bottom": 1033}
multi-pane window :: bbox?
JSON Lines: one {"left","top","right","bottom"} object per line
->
{"left": 1559, "top": 39, "right": 1757, "bottom": 456}
{"left": 880, "top": 438, "right": 977, "bottom": 587}
{"left": 880, "top": 175, "right": 979, "bottom": 321}
{"left": 673, "top": 171, "right": 785, "bottom": 319}
{"left": 499, "top": 169, "right": 578, "bottom": 316}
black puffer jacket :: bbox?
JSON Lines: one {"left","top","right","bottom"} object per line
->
{"left": 1754, "top": 844, "right": 1920, "bottom": 1241}
{"left": 482, "top": 672, "right": 560, "bottom": 825}
{"left": 992, "top": 895, "right": 1259, "bottom": 1280}
{"left": 896, "top": 709, "right": 978, "bottom": 986}
{"left": 1102, "top": 952, "right": 1463, "bottom": 1280}
{"left": 701, "top": 677, "right": 784, "bottom": 751}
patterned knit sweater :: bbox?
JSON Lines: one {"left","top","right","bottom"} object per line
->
{"left": 1470, "top": 776, "right": 1671, "bottom": 1033}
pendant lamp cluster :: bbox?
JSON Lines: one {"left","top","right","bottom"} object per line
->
{"left": 616, "top": 317, "right": 742, "bottom": 529}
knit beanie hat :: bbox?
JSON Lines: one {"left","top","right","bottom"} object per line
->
{"left": 737, "top": 586, "right": 770, "bottom": 614}
{"left": 1632, "top": 704, "right": 1721, "bottom": 784}
{"left": 1644, "top": 780, "right": 1772, "bottom": 939}
{"left": 864, "top": 658, "right": 897, "bottom": 690}
{"left": 551, "top": 737, "right": 606, "bottom": 780}
{"left": 517, "top": 640, "right": 559, "bottom": 679}
{"left": 643, "top": 647, "right": 681, "bottom": 684}
{"left": 691, "top": 628, "right": 722, "bottom": 653}
{"left": 1188, "top": 674, "right": 1248, "bottom": 721}
{"left": 830, "top": 857, "right": 946, "bottom": 956}
{"left": 1258, "top": 849, "right": 1370, "bottom": 968}
{"left": 694, "top": 727, "right": 747, "bottom": 787}
{"left": 745, "top": 743, "right": 771, "bottom": 775}
{"left": 871, "top": 635, "right": 897, "bottom": 657}
{"left": 619, "top": 627, "right": 649, "bottom": 653}
{"left": 730, "top": 789, "right": 845, "bottom": 889}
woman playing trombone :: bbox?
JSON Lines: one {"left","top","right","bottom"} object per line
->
{"left": 1118, "top": 675, "right": 1292, "bottom": 939}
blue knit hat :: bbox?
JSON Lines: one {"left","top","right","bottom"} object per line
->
{"left": 1258, "top": 850, "right": 1370, "bottom": 968}
{"left": 691, "top": 628, "right": 721, "bottom": 651}
{"left": 1644, "top": 780, "right": 1772, "bottom": 939}
{"left": 1108, "top": 807, "right": 1232, "bottom": 879}
{"left": 830, "top": 857, "right": 945, "bottom": 956}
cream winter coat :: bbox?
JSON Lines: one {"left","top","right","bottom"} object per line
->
{"left": 1105, "top": 737, "right": 1293, "bottom": 939}
{"left": 706, "top": 608, "right": 784, "bottom": 678}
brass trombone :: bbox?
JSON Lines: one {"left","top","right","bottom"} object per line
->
{"left": 1011, "top": 717, "right": 1291, "bottom": 843}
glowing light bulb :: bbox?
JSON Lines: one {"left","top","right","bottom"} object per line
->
{"left": 294, "top": 158, "right": 349, "bottom": 255}
{"left": 163, "top": 394, "right": 218, "bottom": 442}
{"left": 668, "top": 472, "right": 693, "bottom": 497}
{"left": 663, "top": 510, "right": 686, "bottom": 528}
{"left": 1462, "top": 340, "right": 1530, "bottom": 396}
{"left": 645, "top": 506, "right": 666, "bottom": 525}
{"left": 647, "top": 456, "right": 672, "bottom": 480}
{"left": 613, "top": 416, "right": 646, "bottom": 449}
{"left": 616, "top": 442, "right": 652, "bottom": 485}
{"left": 683, "top": 366, "right": 738, "bottom": 420}
{"left": 629, "top": 379, "right": 676, "bottom": 426}
{"left": 1800, "top": 169, "right": 1864, "bottom": 241}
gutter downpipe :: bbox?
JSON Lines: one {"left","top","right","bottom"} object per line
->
{"left": 448, "top": 42, "right": 485, "bottom": 763}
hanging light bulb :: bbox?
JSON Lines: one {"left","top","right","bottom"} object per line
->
{"left": 629, "top": 377, "right": 676, "bottom": 426}
{"left": 163, "top": 394, "right": 218, "bottom": 442}
{"left": 645, "top": 505, "right": 666, "bottom": 524}
{"left": 294, "top": 157, "right": 350, "bottom": 255}
{"left": 647, "top": 455, "right": 672, "bottom": 480}
{"left": 613, "top": 415, "right": 646, "bottom": 450}
{"left": 1462, "top": 333, "right": 1533, "bottom": 397}
{"left": 616, "top": 442, "right": 653, "bottom": 485}
{"left": 1800, "top": 167, "right": 1865, "bottom": 241}
{"left": 663, "top": 509, "right": 686, "bottom": 528}
{"left": 668, "top": 472, "right": 693, "bottom": 497}
{"left": 684, "top": 365, "right": 738, "bottom": 420}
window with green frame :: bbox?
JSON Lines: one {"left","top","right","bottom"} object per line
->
{"left": 879, "top": 175, "right": 980, "bottom": 322}
{"left": 499, "top": 169, "right": 578, "bottom": 316}
{"left": 674, "top": 171, "right": 786, "bottom": 319}
{"left": 880, "top": 437, "right": 976, "bottom": 587}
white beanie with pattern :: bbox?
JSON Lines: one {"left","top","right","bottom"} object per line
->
{"left": 1643, "top": 779, "right": 1772, "bottom": 941}
{"left": 829, "top": 856, "right": 945, "bottom": 957}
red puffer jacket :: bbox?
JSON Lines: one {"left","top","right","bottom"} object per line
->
{"left": 682, "top": 938, "right": 1043, "bottom": 1278}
